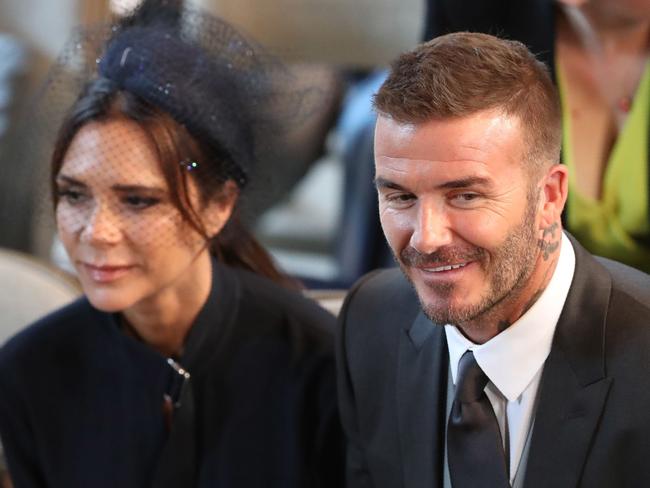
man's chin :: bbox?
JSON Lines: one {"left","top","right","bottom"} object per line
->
{"left": 416, "top": 288, "right": 485, "bottom": 326}
{"left": 401, "top": 265, "right": 486, "bottom": 324}
{"left": 424, "top": 304, "right": 492, "bottom": 327}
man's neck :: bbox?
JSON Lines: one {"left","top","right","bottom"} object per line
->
{"left": 456, "top": 227, "right": 563, "bottom": 344}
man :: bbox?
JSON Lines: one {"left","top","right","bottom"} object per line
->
{"left": 422, "top": 0, "right": 650, "bottom": 274}
{"left": 336, "top": 32, "right": 650, "bottom": 488}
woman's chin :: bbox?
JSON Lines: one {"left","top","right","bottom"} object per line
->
{"left": 84, "top": 289, "right": 134, "bottom": 313}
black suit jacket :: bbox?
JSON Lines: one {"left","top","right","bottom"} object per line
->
{"left": 336, "top": 238, "right": 650, "bottom": 487}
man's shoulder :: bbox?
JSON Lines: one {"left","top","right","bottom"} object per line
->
{"left": 568, "top": 235, "right": 650, "bottom": 319}
{"left": 338, "top": 267, "right": 422, "bottom": 354}
{"left": 595, "top": 256, "right": 650, "bottom": 308}
{"left": 343, "top": 267, "right": 419, "bottom": 319}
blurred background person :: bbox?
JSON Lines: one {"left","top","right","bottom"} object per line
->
{"left": 424, "top": 0, "right": 650, "bottom": 272}
{"left": 0, "top": 2, "right": 343, "bottom": 487}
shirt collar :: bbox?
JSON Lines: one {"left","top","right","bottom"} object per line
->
{"left": 445, "top": 232, "right": 575, "bottom": 402}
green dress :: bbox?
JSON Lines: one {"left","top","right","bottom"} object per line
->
{"left": 558, "top": 62, "right": 650, "bottom": 273}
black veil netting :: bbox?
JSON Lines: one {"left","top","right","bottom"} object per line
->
{"left": 0, "top": 0, "right": 339, "bottom": 255}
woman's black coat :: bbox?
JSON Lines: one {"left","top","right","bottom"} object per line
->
{"left": 0, "top": 260, "right": 344, "bottom": 487}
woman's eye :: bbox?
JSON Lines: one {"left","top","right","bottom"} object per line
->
{"left": 57, "top": 189, "right": 87, "bottom": 204}
{"left": 123, "top": 195, "right": 160, "bottom": 209}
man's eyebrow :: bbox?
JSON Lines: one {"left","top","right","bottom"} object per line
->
{"left": 374, "top": 177, "right": 407, "bottom": 191}
{"left": 374, "top": 176, "right": 492, "bottom": 191}
{"left": 437, "top": 176, "right": 492, "bottom": 190}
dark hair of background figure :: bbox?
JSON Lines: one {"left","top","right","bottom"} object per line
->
{"left": 374, "top": 31, "right": 562, "bottom": 174}
{"left": 50, "top": 77, "right": 298, "bottom": 289}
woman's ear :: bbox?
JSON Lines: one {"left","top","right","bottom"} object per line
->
{"left": 538, "top": 163, "right": 569, "bottom": 228}
{"left": 203, "top": 180, "right": 239, "bottom": 237}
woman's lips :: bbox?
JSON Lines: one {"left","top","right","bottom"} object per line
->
{"left": 81, "top": 263, "right": 135, "bottom": 283}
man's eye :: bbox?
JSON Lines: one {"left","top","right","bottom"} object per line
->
{"left": 123, "top": 195, "right": 160, "bottom": 209}
{"left": 385, "top": 193, "right": 415, "bottom": 206}
{"left": 450, "top": 192, "right": 482, "bottom": 206}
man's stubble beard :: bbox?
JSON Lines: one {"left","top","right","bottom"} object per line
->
{"left": 396, "top": 190, "right": 540, "bottom": 327}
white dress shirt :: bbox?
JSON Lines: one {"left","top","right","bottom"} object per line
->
{"left": 444, "top": 232, "right": 576, "bottom": 483}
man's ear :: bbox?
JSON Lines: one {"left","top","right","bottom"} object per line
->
{"left": 203, "top": 180, "right": 239, "bottom": 237}
{"left": 538, "top": 163, "right": 568, "bottom": 228}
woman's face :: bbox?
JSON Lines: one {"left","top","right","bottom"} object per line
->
{"left": 55, "top": 118, "right": 219, "bottom": 313}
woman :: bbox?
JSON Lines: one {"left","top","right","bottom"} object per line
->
{"left": 0, "top": 6, "right": 343, "bottom": 488}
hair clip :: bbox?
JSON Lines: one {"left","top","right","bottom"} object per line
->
{"left": 119, "top": 47, "right": 132, "bottom": 67}
{"left": 180, "top": 160, "right": 199, "bottom": 171}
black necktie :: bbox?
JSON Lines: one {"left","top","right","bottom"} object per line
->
{"left": 447, "top": 351, "right": 510, "bottom": 488}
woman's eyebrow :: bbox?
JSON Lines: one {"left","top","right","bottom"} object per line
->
{"left": 55, "top": 174, "right": 87, "bottom": 187}
{"left": 112, "top": 184, "right": 167, "bottom": 195}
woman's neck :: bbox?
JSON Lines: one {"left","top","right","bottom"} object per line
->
{"left": 560, "top": 3, "right": 650, "bottom": 56}
{"left": 121, "top": 250, "right": 213, "bottom": 358}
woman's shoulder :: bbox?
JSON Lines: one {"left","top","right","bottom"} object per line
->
{"left": 233, "top": 265, "right": 333, "bottom": 315}
{"left": 221, "top": 264, "right": 337, "bottom": 342}
{"left": 0, "top": 297, "right": 99, "bottom": 368}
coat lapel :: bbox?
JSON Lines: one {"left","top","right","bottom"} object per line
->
{"left": 524, "top": 239, "right": 613, "bottom": 488}
{"left": 397, "top": 312, "right": 448, "bottom": 488}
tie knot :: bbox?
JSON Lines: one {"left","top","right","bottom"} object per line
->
{"left": 454, "top": 350, "right": 489, "bottom": 402}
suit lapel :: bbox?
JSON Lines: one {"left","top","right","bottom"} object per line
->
{"left": 397, "top": 312, "right": 448, "bottom": 488}
{"left": 524, "top": 238, "right": 613, "bottom": 488}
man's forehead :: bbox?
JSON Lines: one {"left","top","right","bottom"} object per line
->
{"left": 375, "top": 109, "right": 521, "bottom": 138}
{"left": 374, "top": 110, "right": 525, "bottom": 167}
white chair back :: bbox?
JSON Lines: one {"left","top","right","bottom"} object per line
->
{"left": 0, "top": 248, "right": 80, "bottom": 344}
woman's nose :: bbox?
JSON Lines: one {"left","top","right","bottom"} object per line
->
{"left": 79, "top": 202, "right": 122, "bottom": 245}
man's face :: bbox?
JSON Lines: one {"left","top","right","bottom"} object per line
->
{"left": 374, "top": 110, "right": 543, "bottom": 326}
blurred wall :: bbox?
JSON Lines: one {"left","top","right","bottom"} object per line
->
{"left": 0, "top": 0, "right": 79, "bottom": 255}
{"left": 191, "top": 0, "right": 424, "bottom": 67}
{"left": 0, "top": 0, "right": 77, "bottom": 59}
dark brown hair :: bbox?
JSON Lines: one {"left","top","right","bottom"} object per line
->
{"left": 51, "top": 77, "right": 297, "bottom": 288}
{"left": 373, "top": 32, "right": 561, "bottom": 171}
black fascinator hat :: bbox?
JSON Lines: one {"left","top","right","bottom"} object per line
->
{"left": 96, "top": 3, "right": 287, "bottom": 187}
{"left": 0, "top": 0, "right": 331, "bottom": 254}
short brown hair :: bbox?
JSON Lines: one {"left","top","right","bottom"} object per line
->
{"left": 373, "top": 32, "right": 561, "bottom": 170}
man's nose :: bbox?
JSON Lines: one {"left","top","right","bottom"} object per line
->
{"left": 79, "top": 202, "right": 122, "bottom": 245}
{"left": 409, "top": 200, "right": 453, "bottom": 254}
